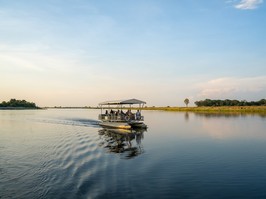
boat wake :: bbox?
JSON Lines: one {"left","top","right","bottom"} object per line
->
{"left": 33, "top": 117, "right": 101, "bottom": 128}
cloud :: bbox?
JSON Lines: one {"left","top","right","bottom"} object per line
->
{"left": 234, "top": 0, "right": 263, "bottom": 9}
{"left": 196, "top": 76, "right": 266, "bottom": 100}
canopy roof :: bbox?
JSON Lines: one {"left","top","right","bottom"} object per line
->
{"left": 99, "top": 98, "right": 146, "bottom": 105}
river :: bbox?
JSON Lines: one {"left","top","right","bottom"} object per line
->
{"left": 1, "top": 109, "right": 266, "bottom": 199}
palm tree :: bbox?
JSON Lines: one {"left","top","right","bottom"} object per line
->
{"left": 184, "top": 98, "right": 189, "bottom": 107}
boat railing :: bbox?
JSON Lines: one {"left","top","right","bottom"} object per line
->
{"left": 99, "top": 114, "right": 144, "bottom": 122}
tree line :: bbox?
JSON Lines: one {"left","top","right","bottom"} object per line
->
{"left": 194, "top": 99, "right": 266, "bottom": 107}
{"left": 0, "top": 99, "right": 38, "bottom": 108}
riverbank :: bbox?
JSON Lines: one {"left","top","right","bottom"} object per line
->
{"left": 43, "top": 106, "right": 266, "bottom": 113}
{"left": 139, "top": 106, "right": 266, "bottom": 113}
{"left": 0, "top": 107, "right": 41, "bottom": 110}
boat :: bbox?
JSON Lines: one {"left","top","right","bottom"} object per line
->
{"left": 98, "top": 98, "right": 147, "bottom": 130}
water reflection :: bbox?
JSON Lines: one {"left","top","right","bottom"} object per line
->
{"left": 190, "top": 112, "right": 266, "bottom": 140}
{"left": 194, "top": 112, "right": 266, "bottom": 118}
{"left": 98, "top": 128, "right": 145, "bottom": 159}
{"left": 184, "top": 112, "right": 189, "bottom": 122}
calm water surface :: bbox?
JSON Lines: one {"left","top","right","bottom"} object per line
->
{"left": 1, "top": 109, "right": 266, "bottom": 199}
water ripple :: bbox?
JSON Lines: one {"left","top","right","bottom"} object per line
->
{"left": 33, "top": 122, "right": 108, "bottom": 199}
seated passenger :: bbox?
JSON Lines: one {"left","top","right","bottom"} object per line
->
{"left": 136, "top": 110, "right": 141, "bottom": 120}
{"left": 126, "top": 110, "right": 130, "bottom": 115}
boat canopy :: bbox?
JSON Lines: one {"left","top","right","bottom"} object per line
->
{"left": 99, "top": 98, "right": 146, "bottom": 106}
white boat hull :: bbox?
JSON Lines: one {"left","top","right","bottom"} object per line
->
{"left": 99, "top": 122, "right": 131, "bottom": 129}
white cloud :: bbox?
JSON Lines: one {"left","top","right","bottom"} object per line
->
{"left": 234, "top": 0, "right": 263, "bottom": 9}
{"left": 196, "top": 76, "right": 266, "bottom": 100}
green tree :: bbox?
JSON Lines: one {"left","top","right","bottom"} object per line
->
{"left": 184, "top": 98, "right": 189, "bottom": 107}
{"left": 0, "top": 99, "right": 38, "bottom": 108}
{"left": 194, "top": 99, "right": 266, "bottom": 107}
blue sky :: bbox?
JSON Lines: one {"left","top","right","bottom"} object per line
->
{"left": 0, "top": 0, "right": 265, "bottom": 107}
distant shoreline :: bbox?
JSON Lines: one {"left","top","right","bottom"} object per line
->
{"left": 0, "top": 107, "right": 41, "bottom": 110}
{"left": 41, "top": 106, "right": 266, "bottom": 113}
{"left": 139, "top": 106, "right": 266, "bottom": 113}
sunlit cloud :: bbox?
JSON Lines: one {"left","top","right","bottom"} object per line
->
{"left": 0, "top": 51, "right": 76, "bottom": 72}
{"left": 234, "top": 0, "right": 263, "bottom": 9}
{"left": 196, "top": 76, "right": 266, "bottom": 100}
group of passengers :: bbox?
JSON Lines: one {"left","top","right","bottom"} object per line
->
{"left": 104, "top": 109, "right": 142, "bottom": 120}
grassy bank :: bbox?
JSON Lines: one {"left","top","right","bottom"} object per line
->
{"left": 137, "top": 106, "right": 266, "bottom": 113}
{"left": 42, "top": 106, "right": 266, "bottom": 113}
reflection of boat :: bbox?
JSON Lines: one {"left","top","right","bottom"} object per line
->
{"left": 98, "top": 128, "right": 145, "bottom": 159}
{"left": 98, "top": 99, "right": 147, "bottom": 129}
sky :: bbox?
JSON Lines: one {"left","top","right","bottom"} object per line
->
{"left": 0, "top": 0, "right": 265, "bottom": 107}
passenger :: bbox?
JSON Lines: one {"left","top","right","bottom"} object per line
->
{"left": 110, "top": 109, "right": 114, "bottom": 114}
{"left": 121, "top": 110, "right": 125, "bottom": 119}
{"left": 131, "top": 112, "right": 135, "bottom": 120}
{"left": 125, "top": 110, "right": 131, "bottom": 120}
{"left": 136, "top": 110, "right": 141, "bottom": 120}
{"left": 105, "top": 110, "right": 108, "bottom": 115}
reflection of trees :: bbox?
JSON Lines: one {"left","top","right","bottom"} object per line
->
{"left": 98, "top": 128, "right": 145, "bottom": 159}
{"left": 194, "top": 112, "right": 266, "bottom": 118}
{"left": 184, "top": 112, "right": 189, "bottom": 121}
